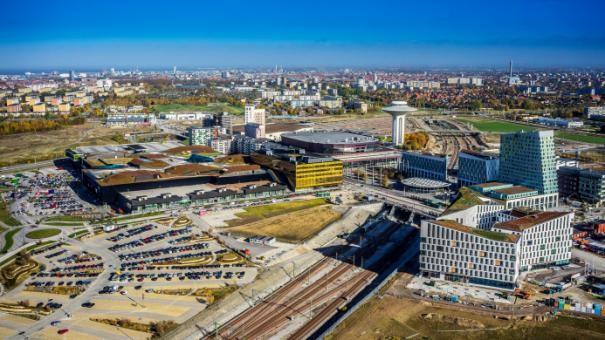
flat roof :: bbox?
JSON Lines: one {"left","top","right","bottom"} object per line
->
{"left": 460, "top": 149, "right": 499, "bottom": 160}
{"left": 233, "top": 123, "right": 311, "bottom": 134}
{"left": 75, "top": 141, "right": 183, "bottom": 155}
{"left": 494, "top": 211, "right": 570, "bottom": 232}
{"left": 119, "top": 179, "right": 272, "bottom": 199}
{"left": 282, "top": 131, "right": 376, "bottom": 145}
{"left": 432, "top": 220, "right": 519, "bottom": 243}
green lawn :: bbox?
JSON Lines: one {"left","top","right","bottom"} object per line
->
{"left": 25, "top": 228, "right": 61, "bottom": 239}
{"left": 44, "top": 215, "right": 89, "bottom": 223}
{"left": 99, "top": 211, "right": 165, "bottom": 224}
{"left": 0, "top": 200, "right": 21, "bottom": 227}
{"left": 555, "top": 131, "right": 605, "bottom": 144}
{"left": 456, "top": 117, "right": 538, "bottom": 133}
{"left": 152, "top": 103, "right": 244, "bottom": 115}
{"left": 68, "top": 229, "right": 89, "bottom": 238}
{"left": 44, "top": 221, "right": 85, "bottom": 227}
{"left": 2, "top": 228, "right": 22, "bottom": 253}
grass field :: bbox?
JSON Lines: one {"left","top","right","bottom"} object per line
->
{"left": 99, "top": 211, "right": 165, "bottom": 224}
{"left": 0, "top": 200, "right": 20, "bottom": 227}
{"left": 227, "top": 198, "right": 328, "bottom": 227}
{"left": 2, "top": 228, "right": 22, "bottom": 253}
{"left": 554, "top": 131, "right": 605, "bottom": 144}
{"left": 42, "top": 215, "right": 87, "bottom": 226}
{"left": 456, "top": 117, "right": 538, "bottom": 133}
{"left": 43, "top": 215, "right": 89, "bottom": 223}
{"left": 328, "top": 295, "right": 605, "bottom": 340}
{"left": 25, "top": 228, "right": 61, "bottom": 239}
{"left": 228, "top": 205, "right": 342, "bottom": 242}
{"left": 151, "top": 103, "right": 244, "bottom": 115}
{"left": 68, "top": 230, "right": 89, "bottom": 238}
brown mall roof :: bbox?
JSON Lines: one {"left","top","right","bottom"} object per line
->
{"left": 494, "top": 211, "right": 570, "bottom": 232}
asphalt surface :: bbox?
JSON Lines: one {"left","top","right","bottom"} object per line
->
{"left": 8, "top": 235, "right": 120, "bottom": 339}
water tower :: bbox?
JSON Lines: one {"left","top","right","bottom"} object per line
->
{"left": 382, "top": 101, "right": 416, "bottom": 147}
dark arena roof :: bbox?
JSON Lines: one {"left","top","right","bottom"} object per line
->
{"left": 281, "top": 131, "right": 378, "bottom": 154}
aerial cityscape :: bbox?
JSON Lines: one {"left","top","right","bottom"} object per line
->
{"left": 0, "top": 1, "right": 605, "bottom": 339}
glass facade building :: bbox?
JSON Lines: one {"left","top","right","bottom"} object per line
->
{"left": 499, "top": 130, "right": 558, "bottom": 195}
{"left": 457, "top": 150, "right": 499, "bottom": 187}
{"left": 402, "top": 152, "right": 448, "bottom": 181}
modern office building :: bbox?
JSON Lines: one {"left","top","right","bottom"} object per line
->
{"left": 469, "top": 182, "right": 558, "bottom": 210}
{"left": 558, "top": 166, "right": 605, "bottom": 205}
{"left": 251, "top": 149, "right": 343, "bottom": 191}
{"left": 420, "top": 208, "right": 573, "bottom": 290}
{"left": 382, "top": 101, "right": 416, "bottom": 147}
{"left": 402, "top": 152, "right": 448, "bottom": 181}
{"left": 420, "top": 219, "right": 521, "bottom": 289}
{"left": 499, "top": 130, "right": 558, "bottom": 196}
{"left": 457, "top": 150, "right": 499, "bottom": 187}
{"left": 492, "top": 211, "right": 573, "bottom": 271}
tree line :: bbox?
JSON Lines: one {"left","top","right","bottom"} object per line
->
{"left": 0, "top": 116, "right": 85, "bottom": 136}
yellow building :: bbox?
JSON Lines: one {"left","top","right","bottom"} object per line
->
{"left": 251, "top": 152, "right": 342, "bottom": 191}
{"left": 5, "top": 97, "right": 20, "bottom": 106}
{"left": 33, "top": 103, "right": 46, "bottom": 113}
{"left": 294, "top": 160, "right": 343, "bottom": 190}
{"left": 58, "top": 103, "right": 71, "bottom": 113}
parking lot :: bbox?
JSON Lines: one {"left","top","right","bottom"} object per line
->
{"left": 2, "top": 168, "right": 99, "bottom": 223}
{"left": 0, "top": 216, "right": 257, "bottom": 338}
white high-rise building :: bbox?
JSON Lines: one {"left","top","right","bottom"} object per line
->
{"left": 244, "top": 104, "right": 266, "bottom": 125}
{"left": 382, "top": 101, "right": 417, "bottom": 147}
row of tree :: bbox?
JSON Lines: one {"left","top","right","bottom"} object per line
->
{"left": 403, "top": 132, "right": 429, "bottom": 150}
{"left": 0, "top": 116, "right": 85, "bottom": 136}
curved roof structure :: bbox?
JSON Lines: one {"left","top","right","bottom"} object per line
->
{"left": 382, "top": 100, "right": 417, "bottom": 114}
{"left": 401, "top": 177, "right": 450, "bottom": 189}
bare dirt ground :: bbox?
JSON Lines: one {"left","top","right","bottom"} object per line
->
{"left": 328, "top": 274, "right": 605, "bottom": 340}
{"left": 0, "top": 121, "right": 155, "bottom": 167}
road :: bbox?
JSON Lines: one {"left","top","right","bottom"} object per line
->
{"left": 9, "top": 235, "right": 121, "bottom": 340}
{"left": 343, "top": 179, "right": 443, "bottom": 217}
{"left": 0, "top": 160, "right": 58, "bottom": 175}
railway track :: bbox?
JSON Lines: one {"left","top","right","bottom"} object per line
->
{"left": 212, "top": 220, "right": 406, "bottom": 340}
{"left": 287, "top": 269, "right": 377, "bottom": 339}
{"left": 218, "top": 257, "right": 334, "bottom": 337}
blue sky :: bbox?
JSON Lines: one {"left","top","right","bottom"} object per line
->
{"left": 1, "top": 0, "right": 604, "bottom": 70}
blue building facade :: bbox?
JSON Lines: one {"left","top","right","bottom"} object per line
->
{"left": 402, "top": 152, "right": 448, "bottom": 181}
{"left": 457, "top": 150, "right": 499, "bottom": 187}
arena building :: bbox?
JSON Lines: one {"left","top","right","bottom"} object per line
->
{"left": 280, "top": 131, "right": 379, "bottom": 154}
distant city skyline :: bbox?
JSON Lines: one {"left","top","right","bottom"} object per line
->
{"left": 1, "top": 0, "right": 604, "bottom": 69}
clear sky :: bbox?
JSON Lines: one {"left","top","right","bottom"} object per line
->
{"left": 1, "top": 0, "right": 604, "bottom": 70}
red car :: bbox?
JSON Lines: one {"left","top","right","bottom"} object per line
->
{"left": 57, "top": 328, "right": 69, "bottom": 335}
